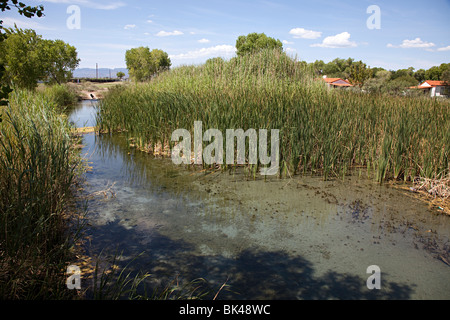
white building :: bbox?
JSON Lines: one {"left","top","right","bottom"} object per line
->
{"left": 411, "top": 80, "right": 449, "bottom": 97}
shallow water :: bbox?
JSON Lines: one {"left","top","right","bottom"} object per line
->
{"left": 70, "top": 100, "right": 450, "bottom": 300}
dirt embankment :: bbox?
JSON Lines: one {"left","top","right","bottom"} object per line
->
{"left": 77, "top": 88, "right": 108, "bottom": 100}
{"left": 68, "top": 81, "right": 126, "bottom": 101}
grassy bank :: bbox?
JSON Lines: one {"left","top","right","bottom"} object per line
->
{"left": 98, "top": 49, "right": 449, "bottom": 183}
{"left": 0, "top": 89, "right": 83, "bottom": 299}
{"left": 37, "top": 83, "right": 79, "bottom": 110}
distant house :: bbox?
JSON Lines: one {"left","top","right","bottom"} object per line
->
{"left": 409, "top": 80, "right": 449, "bottom": 97}
{"left": 321, "top": 76, "right": 353, "bottom": 88}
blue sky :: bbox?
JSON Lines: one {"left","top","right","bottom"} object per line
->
{"left": 2, "top": 0, "right": 449, "bottom": 70}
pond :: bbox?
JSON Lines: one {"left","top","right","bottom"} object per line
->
{"left": 69, "top": 100, "right": 450, "bottom": 300}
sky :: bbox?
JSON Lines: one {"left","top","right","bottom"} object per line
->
{"left": 2, "top": 0, "right": 449, "bottom": 70}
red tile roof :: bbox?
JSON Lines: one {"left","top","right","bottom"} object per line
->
{"left": 322, "top": 78, "right": 353, "bottom": 87}
{"left": 418, "top": 80, "right": 448, "bottom": 88}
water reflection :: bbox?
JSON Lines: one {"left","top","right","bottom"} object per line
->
{"left": 73, "top": 102, "right": 450, "bottom": 300}
{"left": 68, "top": 100, "right": 98, "bottom": 128}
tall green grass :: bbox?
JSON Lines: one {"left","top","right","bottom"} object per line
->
{"left": 98, "top": 49, "right": 449, "bottom": 182}
{"left": 38, "top": 84, "right": 79, "bottom": 111}
{"left": 0, "top": 89, "right": 82, "bottom": 299}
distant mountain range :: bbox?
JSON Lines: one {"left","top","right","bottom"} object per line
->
{"left": 73, "top": 68, "right": 129, "bottom": 79}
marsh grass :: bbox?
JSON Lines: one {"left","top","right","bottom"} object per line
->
{"left": 0, "top": 89, "right": 83, "bottom": 299}
{"left": 88, "top": 250, "right": 213, "bottom": 300}
{"left": 98, "top": 49, "right": 449, "bottom": 183}
{"left": 38, "top": 84, "right": 79, "bottom": 111}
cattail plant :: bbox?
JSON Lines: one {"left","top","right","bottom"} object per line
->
{"left": 97, "top": 48, "right": 450, "bottom": 183}
{"left": 0, "top": 89, "right": 83, "bottom": 299}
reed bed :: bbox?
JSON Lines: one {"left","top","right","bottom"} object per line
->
{"left": 98, "top": 49, "right": 449, "bottom": 183}
{"left": 38, "top": 83, "right": 79, "bottom": 111}
{"left": 0, "top": 89, "right": 82, "bottom": 299}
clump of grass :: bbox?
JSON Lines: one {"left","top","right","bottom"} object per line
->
{"left": 39, "top": 83, "right": 79, "bottom": 111}
{"left": 86, "top": 251, "right": 212, "bottom": 300}
{"left": 97, "top": 48, "right": 450, "bottom": 183}
{"left": 0, "top": 89, "right": 83, "bottom": 299}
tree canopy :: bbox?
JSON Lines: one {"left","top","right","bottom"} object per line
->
{"left": 116, "top": 71, "right": 125, "bottom": 80}
{"left": 348, "top": 61, "right": 372, "bottom": 87}
{"left": 41, "top": 39, "right": 79, "bottom": 84}
{"left": 235, "top": 32, "right": 283, "bottom": 56}
{"left": 0, "top": 26, "right": 79, "bottom": 89}
{"left": 125, "top": 46, "right": 171, "bottom": 82}
{"left": 0, "top": 0, "right": 45, "bottom": 107}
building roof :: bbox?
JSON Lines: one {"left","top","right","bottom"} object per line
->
{"left": 322, "top": 77, "right": 353, "bottom": 87}
{"left": 418, "top": 80, "right": 449, "bottom": 88}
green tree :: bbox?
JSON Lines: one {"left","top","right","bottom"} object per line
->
{"left": 0, "top": 27, "right": 44, "bottom": 89}
{"left": 322, "top": 58, "right": 354, "bottom": 79}
{"left": 370, "top": 67, "right": 386, "bottom": 78}
{"left": 362, "top": 70, "right": 391, "bottom": 93}
{"left": 425, "top": 66, "right": 441, "bottom": 81}
{"left": 0, "top": 0, "right": 44, "bottom": 107}
{"left": 126, "top": 47, "right": 152, "bottom": 82}
{"left": 385, "top": 76, "right": 417, "bottom": 95}
{"left": 348, "top": 60, "right": 372, "bottom": 87}
{"left": 235, "top": 32, "right": 282, "bottom": 56}
{"left": 438, "top": 63, "right": 450, "bottom": 80}
{"left": 116, "top": 71, "right": 125, "bottom": 80}
{"left": 150, "top": 48, "right": 171, "bottom": 72}
{"left": 390, "top": 67, "right": 414, "bottom": 80}
{"left": 441, "top": 69, "right": 450, "bottom": 84}
{"left": 390, "top": 75, "right": 417, "bottom": 87}
{"left": 0, "top": 27, "right": 78, "bottom": 88}
{"left": 125, "top": 46, "right": 171, "bottom": 82}
{"left": 414, "top": 69, "right": 426, "bottom": 83}
{"left": 311, "top": 60, "right": 326, "bottom": 76}
{"left": 41, "top": 39, "right": 79, "bottom": 84}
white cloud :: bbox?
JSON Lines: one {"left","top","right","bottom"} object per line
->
{"left": 289, "top": 28, "right": 322, "bottom": 39}
{"left": 437, "top": 45, "right": 450, "bottom": 52}
{"left": 146, "top": 20, "right": 153, "bottom": 23}
{"left": 387, "top": 38, "right": 435, "bottom": 49}
{"left": 169, "top": 45, "right": 236, "bottom": 60}
{"left": 39, "top": 0, "right": 125, "bottom": 10}
{"left": 156, "top": 30, "right": 184, "bottom": 37}
{"left": 1, "top": 17, "right": 54, "bottom": 30}
{"left": 198, "top": 38, "right": 210, "bottom": 43}
{"left": 311, "top": 32, "right": 357, "bottom": 48}
{"left": 282, "top": 40, "right": 294, "bottom": 45}
{"left": 124, "top": 24, "right": 136, "bottom": 30}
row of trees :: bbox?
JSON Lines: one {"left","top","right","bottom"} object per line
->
{"left": 124, "top": 33, "right": 283, "bottom": 82}
{"left": 0, "top": 26, "right": 80, "bottom": 89}
{"left": 121, "top": 32, "right": 450, "bottom": 92}
{"left": 234, "top": 32, "right": 449, "bottom": 94}
{"left": 310, "top": 58, "right": 450, "bottom": 87}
